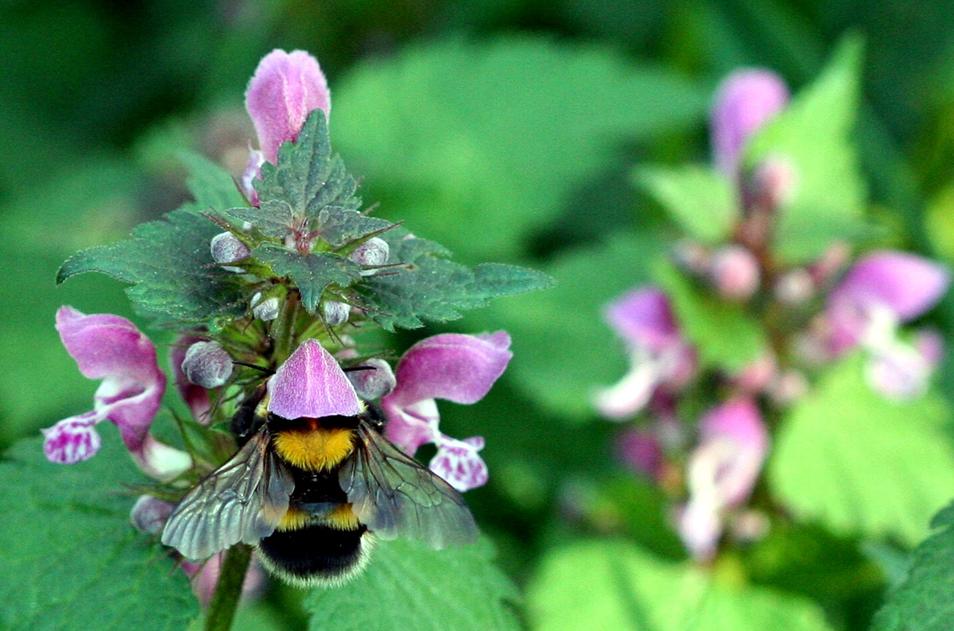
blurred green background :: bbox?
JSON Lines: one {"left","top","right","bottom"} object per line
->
{"left": 4, "top": 1, "right": 954, "bottom": 629}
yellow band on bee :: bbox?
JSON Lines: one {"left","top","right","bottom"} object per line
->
{"left": 273, "top": 427, "right": 355, "bottom": 471}
{"left": 276, "top": 504, "right": 362, "bottom": 532}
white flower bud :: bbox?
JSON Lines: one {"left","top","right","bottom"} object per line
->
{"left": 322, "top": 301, "right": 351, "bottom": 326}
{"left": 181, "top": 341, "right": 233, "bottom": 388}
{"left": 251, "top": 292, "right": 280, "bottom": 321}
{"left": 347, "top": 358, "right": 396, "bottom": 400}
{"left": 350, "top": 237, "right": 390, "bottom": 269}
{"left": 210, "top": 232, "right": 250, "bottom": 272}
{"left": 130, "top": 495, "right": 174, "bottom": 535}
{"left": 774, "top": 269, "right": 814, "bottom": 305}
{"left": 751, "top": 155, "right": 797, "bottom": 210}
{"left": 710, "top": 245, "right": 760, "bottom": 301}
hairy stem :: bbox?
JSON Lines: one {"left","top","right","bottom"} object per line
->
{"left": 204, "top": 544, "right": 252, "bottom": 631}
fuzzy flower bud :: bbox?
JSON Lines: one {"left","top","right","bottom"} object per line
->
{"left": 711, "top": 69, "right": 789, "bottom": 175}
{"left": 750, "top": 155, "right": 797, "bottom": 210}
{"left": 350, "top": 237, "right": 390, "bottom": 269}
{"left": 130, "top": 495, "right": 174, "bottom": 536}
{"left": 181, "top": 341, "right": 233, "bottom": 389}
{"left": 710, "top": 245, "right": 760, "bottom": 300}
{"left": 251, "top": 292, "right": 280, "bottom": 321}
{"left": 210, "top": 232, "right": 250, "bottom": 272}
{"left": 347, "top": 358, "right": 396, "bottom": 400}
{"left": 322, "top": 301, "right": 351, "bottom": 326}
{"left": 774, "top": 268, "right": 814, "bottom": 305}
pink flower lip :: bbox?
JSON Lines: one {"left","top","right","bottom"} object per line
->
{"left": 604, "top": 288, "right": 679, "bottom": 353}
{"left": 267, "top": 339, "right": 362, "bottom": 419}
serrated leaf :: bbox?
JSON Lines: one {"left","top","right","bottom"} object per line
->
{"left": 254, "top": 244, "right": 362, "bottom": 313}
{"left": 357, "top": 234, "right": 552, "bottom": 331}
{"left": 177, "top": 150, "right": 247, "bottom": 211}
{"left": 317, "top": 208, "right": 393, "bottom": 249}
{"left": 0, "top": 434, "right": 198, "bottom": 629}
{"left": 743, "top": 36, "right": 868, "bottom": 263}
{"left": 527, "top": 540, "right": 833, "bottom": 631}
{"left": 57, "top": 208, "right": 246, "bottom": 325}
{"left": 305, "top": 538, "right": 518, "bottom": 631}
{"left": 769, "top": 356, "right": 954, "bottom": 544}
{"left": 873, "top": 502, "right": 954, "bottom": 631}
{"left": 334, "top": 37, "right": 708, "bottom": 261}
{"left": 255, "top": 110, "right": 361, "bottom": 221}
{"left": 221, "top": 200, "right": 299, "bottom": 239}
{"left": 655, "top": 262, "right": 766, "bottom": 371}
{"left": 476, "top": 233, "right": 666, "bottom": 420}
{"left": 636, "top": 165, "right": 738, "bottom": 242}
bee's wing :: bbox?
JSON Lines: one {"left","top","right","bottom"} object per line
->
{"left": 339, "top": 422, "right": 478, "bottom": 549}
{"left": 161, "top": 428, "right": 295, "bottom": 560}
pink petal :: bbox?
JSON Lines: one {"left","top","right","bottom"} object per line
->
{"left": 696, "top": 398, "right": 769, "bottom": 507}
{"left": 429, "top": 435, "right": 489, "bottom": 492}
{"left": 616, "top": 429, "right": 664, "bottom": 480}
{"left": 245, "top": 49, "right": 330, "bottom": 163}
{"left": 184, "top": 552, "right": 265, "bottom": 606}
{"left": 267, "top": 339, "right": 362, "bottom": 419}
{"left": 133, "top": 435, "right": 192, "bottom": 481}
{"left": 710, "top": 69, "right": 789, "bottom": 175}
{"left": 383, "top": 332, "right": 512, "bottom": 409}
{"left": 605, "top": 288, "right": 680, "bottom": 353}
{"left": 677, "top": 498, "right": 722, "bottom": 561}
{"left": 830, "top": 251, "right": 950, "bottom": 322}
{"left": 383, "top": 399, "right": 439, "bottom": 455}
{"left": 42, "top": 413, "right": 102, "bottom": 464}
{"left": 241, "top": 149, "right": 264, "bottom": 206}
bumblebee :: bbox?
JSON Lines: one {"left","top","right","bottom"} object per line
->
{"left": 160, "top": 394, "right": 477, "bottom": 586}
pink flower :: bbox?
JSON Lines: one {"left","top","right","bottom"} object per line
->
{"left": 170, "top": 336, "right": 212, "bottom": 424}
{"left": 245, "top": 49, "right": 330, "bottom": 164}
{"left": 183, "top": 553, "right": 265, "bottom": 607}
{"left": 677, "top": 399, "right": 768, "bottom": 560}
{"left": 41, "top": 307, "right": 191, "bottom": 479}
{"left": 616, "top": 429, "right": 664, "bottom": 480}
{"left": 710, "top": 69, "right": 789, "bottom": 175}
{"left": 267, "top": 339, "right": 362, "bottom": 419}
{"left": 593, "top": 288, "right": 696, "bottom": 419}
{"left": 381, "top": 332, "right": 513, "bottom": 492}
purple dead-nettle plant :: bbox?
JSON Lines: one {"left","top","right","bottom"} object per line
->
{"left": 594, "top": 59, "right": 950, "bottom": 562}
{"left": 49, "top": 48, "right": 549, "bottom": 618}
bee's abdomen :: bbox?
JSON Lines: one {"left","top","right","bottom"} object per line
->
{"left": 257, "top": 523, "right": 370, "bottom": 587}
{"left": 272, "top": 425, "right": 355, "bottom": 471}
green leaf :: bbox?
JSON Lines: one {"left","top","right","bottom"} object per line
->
{"left": 769, "top": 356, "right": 954, "bottom": 544}
{"left": 256, "top": 110, "right": 361, "bottom": 221}
{"left": 478, "top": 233, "right": 666, "bottom": 420}
{"left": 873, "top": 502, "right": 954, "bottom": 631}
{"left": 254, "top": 244, "right": 362, "bottom": 313}
{"left": 177, "top": 150, "right": 247, "bottom": 211}
{"left": 57, "top": 208, "right": 246, "bottom": 326}
{"left": 527, "top": 540, "right": 833, "bottom": 630}
{"left": 636, "top": 165, "right": 738, "bottom": 242}
{"left": 743, "top": 36, "right": 868, "bottom": 263}
{"left": 221, "top": 200, "right": 298, "bottom": 239}
{"left": 305, "top": 538, "right": 518, "bottom": 631}
{"left": 334, "top": 36, "right": 708, "bottom": 261}
{"left": 357, "top": 233, "right": 553, "bottom": 331}
{"left": 655, "top": 262, "right": 766, "bottom": 371}
{"left": 0, "top": 434, "right": 198, "bottom": 629}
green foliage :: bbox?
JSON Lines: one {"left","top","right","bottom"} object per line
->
{"left": 56, "top": 207, "right": 246, "bottom": 326}
{"left": 655, "top": 262, "right": 766, "bottom": 371}
{"left": 333, "top": 36, "right": 709, "bottom": 261}
{"left": 305, "top": 538, "right": 519, "bottom": 631}
{"left": 635, "top": 165, "right": 738, "bottom": 243}
{"left": 527, "top": 540, "right": 833, "bottom": 630}
{"left": 743, "top": 36, "right": 868, "bottom": 263}
{"left": 358, "top": 231, "right": 553, "bottom": 331}
{"left": 873, "top": 501, "right": 954, "bottom": 631}
{"left": 0, "top": 434, "right": 198, "bottom": 630}
{"left": 254, "top": 245, "right": 361, "bottom": 313}
{"left": 178, "top": 151, "right": 247, "bottom": 212}
{"left": 480, "top": 233, "right": 665, "bottom": 420}
{"left": 769, "top": 356, "right": 954, "bottom": 544}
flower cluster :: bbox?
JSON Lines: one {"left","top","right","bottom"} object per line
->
{"left": 46, "top": 49, "right": 543, "bottom": 602}
{"left": 595, "top": 69, "right": 950, "bottom": 560}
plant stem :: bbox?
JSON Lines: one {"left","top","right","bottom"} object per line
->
{"left": 272, "top": 291, "right": 300, "bottom": 364}
{"left": 204, "top": 544, "right": 252, "bottom": 631}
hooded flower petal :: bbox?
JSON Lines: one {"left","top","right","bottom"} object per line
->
{"left": 268, "top": 339, "right": 362, "bottom": 419}
{"left": 245, "top": 49, "right": 330, "bottom": 163}
{"left": 710, "top": 69, "right": 789, "bottom": 175}
{"left": 429, "top": 436, "right": 489, "bottom": 492}
{"left": 604, "top": 288, "right": 679, "bottom": 353}
{"left": 43, "top": 307, "right": 187, "bottom": 478}
{"left": 383, "top": 332, "right": 512, "bottom": 409}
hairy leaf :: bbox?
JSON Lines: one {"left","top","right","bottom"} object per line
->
{"left": 305, "top": 538, "right": 518, "bottom": 631}
{"left": 255, "top": 244, "right": 362, "bottom": 313}
{"left": 0, "top": 435, "right": 198, "bottom": 629}
{"left": 636, "top": 165, "right": 738, "bottom": 242}
{"left": 769, "top": 356, "right": 954, "bottom": 544}
{"left": 56, "top": 208, "right": 246, "bottom": 326}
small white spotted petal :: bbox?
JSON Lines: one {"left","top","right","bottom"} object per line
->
{"left": 429, "top": 435, "right": 488, "bottom": 492}
{"left": 42, "top": 413, "right": 103, "bottom": 464}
